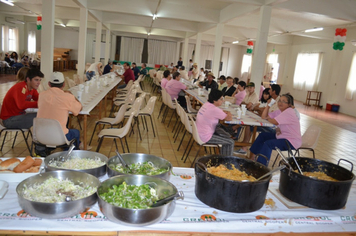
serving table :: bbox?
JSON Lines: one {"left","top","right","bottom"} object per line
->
{"left": 0, "top": 167, "right": 356, "bottom": 235}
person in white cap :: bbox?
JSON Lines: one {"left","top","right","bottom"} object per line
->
{"left": 37, "top": 72, "right": 84, "bottom": 153}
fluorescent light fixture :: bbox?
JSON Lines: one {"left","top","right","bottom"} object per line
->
{"left": 232, "top": 41, "right": 239, "bottom": 44}
{"left": 153, "top": 14, "right": 157, "bottom": 20}
{"left": 60, "top": 24, "right": 66, "bottom": 27}
{"left": 148, "top": 32, "right": 151, "bottom": 35}
{"left": 305, "top": 27, "right": 323, "bottom": 33}
{"left": 0, "top": 0, "right": 14, "bottom": 6}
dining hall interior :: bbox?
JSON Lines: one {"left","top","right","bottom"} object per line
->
{"left": 1, "top": 0, "right": 356, "bottom": 235}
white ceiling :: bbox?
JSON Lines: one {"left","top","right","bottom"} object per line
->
{"left": 1, "top": 0, "right": 356, "bottom": 45}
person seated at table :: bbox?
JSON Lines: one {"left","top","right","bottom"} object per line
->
{"left": 103, "top": 60, "right": 113, "bottom": 75}
{"left": 179, "top": 66, "right": 189, "bottom": 81}
{"left": 165, "top": 72, "right": 187, "bottom": 108}
{"left": 241, "top": 82, "right": 259, "bottom": 110}
{"left": 218, "top": 75, "right": 227, "bottom": 91}
{"left": 198, "top": 72, "right": 218, "bottom": 90}
{"left": 196, "top": 89, "right": 234, "bottom": 156}
{"left": 0, "top": 68, "right": 43, "bottom": 129}
{"left": 233, "top": 77, "right": 239, "bottom": 87}
{"left": 259, "top": 82, "right": 265, "bottom": 100}
{"left": 160, "top": 70, "right": 172, "bottom": 89}
{"left": 16, "top": 67, "right": 30, "bottom": 83}
{"left": 10, "top": 52, "right": 24, "bottom": 72}
{"left": 131, "top": 62, "right": 140, "bottom": 80}
{"left": 37, "top": 72, "right": 83, "bottom": 152}
{"left": 231, "top": 81, "right": 246, "bottom": 105}
{"left": 249, "top": 93, "right": 302, "bottom": 166}
{"left": 86, "top": 62, "right": 102, "bottom": 81}
{"left": 139, "top": 63, "right": 147, "bottom": 77}
{"left": 222, "top": 76, "right": 236, "bottom": 97}
{"left": 118, "top": 62, "right": 135, "bottom": 89}
{"left": 168, "top": 62, "right": 174, "bottom": 70}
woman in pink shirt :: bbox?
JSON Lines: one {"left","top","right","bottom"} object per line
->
{"left": 160, "top": 70, "right": 171, "bottom": 89}
{"left": 196, "top": 89, "right": 234, "bottom": 155}
{"left": 233, "top": 81, "right": 247, "bottom": 105}
{"left": 249, "top": 93, "right": 302, "bottom": 166}
{"left": 165, "top": 72, "right": 187, "bottom": 108}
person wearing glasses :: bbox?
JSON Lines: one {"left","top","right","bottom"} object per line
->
{"left": 248, "top": 93, "right": 302, "bottom": 166}
{"left": 196, "top": 89, "right": 234, "bottom": 156}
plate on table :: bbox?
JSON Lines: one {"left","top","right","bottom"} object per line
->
{"left": 0, "top": 157, "right": 45, "bottom": 182}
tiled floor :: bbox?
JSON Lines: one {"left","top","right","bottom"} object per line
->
{"left": 1, "top": 71, "right": 356, "bottom": 174}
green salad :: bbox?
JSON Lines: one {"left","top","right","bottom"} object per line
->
{"left": 99, "top": 182, "right": 158, "bottom": 209}
{"left": 109, "top": 161, "right": 168, "bottom": 175}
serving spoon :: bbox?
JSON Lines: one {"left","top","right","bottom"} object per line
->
{"left": 151, "top": 191, "right": 184, "bottom": 207}
{"left": 60, "top": 143, "right": 76, "bottom": 162}
{"left": 115, "top": 150, "right": 132, "bottom": 173}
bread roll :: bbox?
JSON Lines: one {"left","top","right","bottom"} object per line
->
{"left": 13, "top": 156, "right": 35, "bottom": 173}
{"left": 0, "top": 170, "right": 14, "bottom": 173}
{"left": 25, "top": 166, "right": 40, "bottom": 173}
{"left": 0, "top": 158, "right": 21, "bottom": 170}
{"left": 33, "top": 158, "right": 43, "bottom": 166}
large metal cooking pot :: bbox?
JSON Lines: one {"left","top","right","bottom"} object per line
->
{"left": 107, "top": 153, "right": 172, "bottom": 181}
{"left": 195, "top": 155, "right": 272, "bottom": 213}
{"left": 97, "top": 175, "right": 183, "bottom": 226}
{"left": 16, "top": 170, "right": 100, "bottom": 219}
{"left": 279, "top": 157, "right": 354, "bottom": 210}
{"left": 45, "top": 150, "right": 108, "bottom": 177}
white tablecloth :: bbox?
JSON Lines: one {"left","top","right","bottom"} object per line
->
{"left": 0, "top": 167, "right": 355, "bottom": 233}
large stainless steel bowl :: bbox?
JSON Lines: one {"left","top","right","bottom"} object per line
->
{"left": 16, "top": 170, "right": 100, "bottom": 219}
{"left": 97, "top": 175, "right": 182, "bottom": 226}
{"left": 45, "top": 150, "right": 108, "bottom": 177}
{"left": 107, "top": 153, "right": 172, "bottom": 180}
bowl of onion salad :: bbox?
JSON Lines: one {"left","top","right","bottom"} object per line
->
{"left": 97, "top": 175, "right": 183, "bottom": 226}
{"left": 45, "top": 150, "right": 108, "bottom": 177}
{"left": 107, "top": 153, "right": 172, "bottom": 180}
{"left": 16, "top": 170, "right": 100, "bottom": 219}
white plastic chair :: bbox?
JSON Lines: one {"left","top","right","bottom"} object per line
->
{"left": 32, "top": 118, "right": 76, "bottom": 156}
{"left": 0, "top": 104, "right": 32, "bottom": 154}
{"left": 65, "top": 76, "right": 76, "bottom": 88}
{"left": 185, "top": 95, "right": 197, "bottom": 114}
{"left": 117, "top": 80, "right": 134, "bottom": 94}
{"left": 138, "top": 96, "right": 157, "bottom": 137}
{"left": 96, "top": 113, "right": 135, "bottom": 153}
{"left": 124, "top": 97, "right": 144, "bottom": 140}
{"left": 110, "top": 89, "right": 137, "bottom": 117}
{"left": 89, "top": 104, "right": 128, "bottom": 145}
{"left": 295, "top": 125, "right": 321, "bottom": 158}
{"left": 162, "top": 89, "right": 176, "bottom": 127}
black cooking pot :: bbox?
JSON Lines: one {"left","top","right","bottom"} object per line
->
{"left": 279, "top": 158, "right": 354, "bottom": 210}
{"left": 195, "top": 155, "right": 271, "bottom": 213}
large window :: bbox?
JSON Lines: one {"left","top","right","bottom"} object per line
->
{"left": 241, "top": 54, "right": 252, "bottom": 76}
{"left": 345, "top": 53, "right": 356, "bottom": 100}
{"left": 28, "top": 31, "right": 36, "bottom": 54}
{"left": 2, "top": 25, "right": 18, "bottom": 52}
{"left": 293, "top": 53, "right": 322, "bottom": 90}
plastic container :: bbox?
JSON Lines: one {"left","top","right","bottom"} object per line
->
{"left": 331, "top": 104, "right": 340, "bottom": 112}
{"left": 326, "top": 103, "right": 332, "bottom": 111}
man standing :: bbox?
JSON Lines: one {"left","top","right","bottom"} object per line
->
{"left": 177, "top": 57, "right": 183, "bottom": 67}
{"left": 0, "top": 68, "right": 43, "bottom": 129}
{"left": 37, "top": 72, "right": 82, "bottom": 150}
{"left": 118, "top": 62, "right": 135, "bottom": 88}
{"left": 132, "top": 62, "right": 140, "bottom": 80}
{"left": 199, "top": 72, "right": 218, "bottom": 90}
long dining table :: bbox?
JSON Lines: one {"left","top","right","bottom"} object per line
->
{"left": 26, "top": 72, "right": 122, "bottom": 150}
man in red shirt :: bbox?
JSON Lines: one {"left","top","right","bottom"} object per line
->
{"left": 0, "top": 68, "right": 43, "bottom": 129}
{"left": 118, "top": 62, "right": 135, "bottom": 88}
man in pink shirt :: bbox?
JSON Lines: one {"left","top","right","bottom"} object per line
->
{"left": 233, "top": 81, "right": 247, "bottom": 105}
{"left": 165, "top": 71, "right": 187, "bottom": 108}
{"left": 37, "top": 72, "right": 83, "bottom": 152}
{"left": 196, "top": 89, "right": 234, "bottom": 156}
{"left": 160, "top": 70, "right": 171, "bottom": 89}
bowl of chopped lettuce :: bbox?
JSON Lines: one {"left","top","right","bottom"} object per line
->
{"left": 107, "top": 153, "right": 172, "bottom": 180}
{"left": 97, "top": 175, "right": 183, "bottom": 226}
{"left": 45, "top": 150, "right": 108, "bottom": 177}
{"left": 16, "top": 170, "right": 100, "bottom": 219}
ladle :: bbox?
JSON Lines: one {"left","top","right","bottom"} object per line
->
{"left": 255, "top": 165, "right": 285, "bottom": 181}
{"left": 150, "top": 191, "right": 184, "bottom": 207}
{"left": 284, "top": 141, "right": 304, "bottom": 175}
{"left": 60, "top": 143, "right": 76, "bottom": 162}
{"left": 115, "top": 150, "right": 132, "bottom": 173}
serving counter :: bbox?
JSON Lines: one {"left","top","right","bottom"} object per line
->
{"left": 0, "top": 167, "right": 356, "bottom": 235}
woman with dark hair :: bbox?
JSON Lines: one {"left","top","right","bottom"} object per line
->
{"left": 249, "top": 93, "right": 302, "bottom": 166}
{"left": 165, "top": 71, "right": 187, "bottom": 108}
{"left": 196, "top": 89, "right": 234, "bottom": 156}
{"left": 160, "top": 70, "right": 171, "bottom": 89}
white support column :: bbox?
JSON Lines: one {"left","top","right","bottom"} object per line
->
{"left": 250, "top": 5, "right": 272, "bottom": 91}
{"left": 175, "top": 41, "right": 180, "bottom": 64}
{"left": 182, "top": 37, "right": 189, "bottom": 67}
{"left": 212, "top": 23, "right": 224, "bottom": 77}
{"left": 77, "top": 7, "right": 88, "bottom": 79}
{"left": 95, "top": 22, "right": 102, "bottom": 62}
{"left": 111, "top": 34, "right": 116, "bottom": 61}
{"left": 195, "top": 32, "right": 202, "bottom": 66}
{"left": 104, "top": 29, "right": 111, "bottom": 64}
{"left": 40, "top": 0, "right": 55, "bottom": 90}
